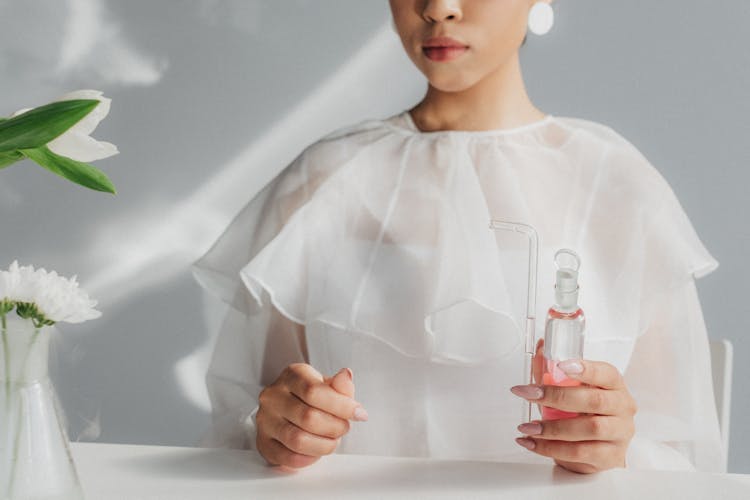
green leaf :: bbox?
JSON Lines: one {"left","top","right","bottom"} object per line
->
{"left": 0, "top": 151, "right": 22, "bottom": 169}
{"left": 0, "top": 99, "right": 99, "bottom": 153}
{"left": 20, "top": 146, "right": 116, "bottom": 194}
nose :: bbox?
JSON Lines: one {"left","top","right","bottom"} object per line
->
{"left": 422, "top": 0, "right": 462, "bottom": 23}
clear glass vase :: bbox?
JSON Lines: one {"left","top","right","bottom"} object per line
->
{"left": 1, "top": 315, "right": 84, "bottom": 500}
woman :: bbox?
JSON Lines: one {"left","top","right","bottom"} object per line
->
{"left": 193, "top": 0, "right": 723, "bottom": 474}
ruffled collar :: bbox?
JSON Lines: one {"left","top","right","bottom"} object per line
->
{"left": 385, "top": 110, "right": 557, "bottom": 138}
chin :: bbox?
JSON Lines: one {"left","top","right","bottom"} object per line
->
{"left": 424, "top": 72, "right": 479, "bottom": 93}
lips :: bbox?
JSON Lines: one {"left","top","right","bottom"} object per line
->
{"left": 422, "top": 36, "right": 468, "bottom": 62}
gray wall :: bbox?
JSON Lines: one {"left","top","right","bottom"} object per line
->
{"left": 0, "top": 1, "right": 747, "bottom": 473}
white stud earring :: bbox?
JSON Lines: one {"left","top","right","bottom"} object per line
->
{"left": 528, "top": 1, "right": 554, "bottom": 36}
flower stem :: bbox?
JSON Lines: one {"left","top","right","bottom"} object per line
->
{"left": 0, "top": 314, "right": 12, "bottom": 448}
{"left": 1, "top": 313, "right": 10, "bottom": 497}
{"left": 7, "top": 394, "right": 23, "bottom": 498}
{"left": 6, "top": 325, "right": 41, "bottom": 498}
{"left": 2, "top": 313, "right": 10, "bottom": 417}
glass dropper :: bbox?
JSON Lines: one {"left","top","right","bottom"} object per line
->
{"left": 488, "top": 219, "right": 539, "bottom": 423}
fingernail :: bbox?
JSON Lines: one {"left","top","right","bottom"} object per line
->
{"left": 353, "top": 406, "right": 369, "bottom": 422}
{"left": 515, "top": 437, "right": 536, "bottom": 450}
{"left": 510, "top": 385, "right": 544, "bottom": 400}
{"left": 517, "top": 422, "right": 543, "bottom": 435}
{"left": 344, "top": 368, "right": 353, "bottom": 381}
{"left": 558, "top": 359, "right": 584, "bottom": 374}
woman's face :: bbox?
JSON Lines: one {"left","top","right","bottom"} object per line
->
{"left": 389, "top": 0, "right": 547, "bottom": 92}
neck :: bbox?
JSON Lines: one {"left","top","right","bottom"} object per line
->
{"left": 409, "top": 52, "right": 546, "bottom": 132}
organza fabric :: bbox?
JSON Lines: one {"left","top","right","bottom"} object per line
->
{"left": 192, "top": 110, "right": 723, "bottom": 470}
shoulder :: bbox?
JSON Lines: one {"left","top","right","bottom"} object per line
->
{"left": 265, "top": 115, "right": 397, "bottom": 220}
{"left": 271, "top": 114, "right": 399, "bottom": 200}
{"left": 298, "top": 115, "right": 394, "bottom": 168}
{"left": 554, "top": 115, "right": 677, "bottom": 202}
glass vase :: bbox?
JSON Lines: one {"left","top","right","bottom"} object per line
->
{"left": 1, "top": 315, "right": 84, "bottom": 500}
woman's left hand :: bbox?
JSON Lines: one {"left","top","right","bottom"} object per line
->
{"left": 510, "top": 339, "right": 637, "bottom": 474}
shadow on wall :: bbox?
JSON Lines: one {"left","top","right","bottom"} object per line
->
{"left": 52, "top": 273, "right": 209, "bottom": 445}
{"left": 1, "top": 0, "right": 424, "bottom": 445}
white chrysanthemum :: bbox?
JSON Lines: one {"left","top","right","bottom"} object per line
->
{"left": 1, "top": 261, "right": 101, "bottom": 324}
{"left": 6, "top": 261, "right": 37, "bottom": 304}
{"left": 0, "top": 267, "right": 13, "bottom": 300}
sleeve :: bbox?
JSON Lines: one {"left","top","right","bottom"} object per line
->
{"left": 191, "top": 151, "right": 313, "bottom": 449}
{"left": 192, "top": 151, "right": 313, "bottom": 315}
{"left": 197, "top": 294, "right": 307, "bottom": 449}
{"left": 622, "top": 177, "right": 723, "bottom": 471}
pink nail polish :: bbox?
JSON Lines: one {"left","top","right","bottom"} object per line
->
{"left": 510, "top": 385, "right": 544, "bottom": 400}
{"left": 558, "top": 359, "right": 583, "bottom": 374}
{"left": 515, "top": 437, "right": 536, "bottom": 450}
{"left": 353, "top": 406, "right": 368, "bottom": 421}
{"left": 517, "top": 422, "right": 543, "bottom": 435}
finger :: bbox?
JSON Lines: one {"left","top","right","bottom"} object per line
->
{"left": 515, "top": 437, "right": 621, "bottom": 469}
{"left": 256, "top": 433, "right": 321, "bottom": 469}
{"left": 532, "top": 339, "right": 545, "bottom": 414}
{"left": 279, "top": 392, "right": 351, "bottom": 439}
{"left": 328, "top": 368, "right": 355, "bottom": 398}
{"left": 511, "top": 385, "right": 629, "bottom": 416}
{"left": 545, "top": 385, "right": 631, "bottom": 416}
{"left": 284, "top": 364, "right": 367, "bottom": 421}
{"left": 556, "top": 359, "right": 624, "bottom": 390}
{"left": 269, "top": 414, "right": 341, "bottom": 457}
{"left": 553, "top": 459, "right": 601, "bottom": 474}
{"left": 518, "top": 416, "right": 635, "bottom": 442}
{"left": 532, "top": 338, "right": 544, "bottom": 385}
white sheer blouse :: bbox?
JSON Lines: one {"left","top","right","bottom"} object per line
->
{"left": 192, "top": 110, "right": 724, "bottom": 471}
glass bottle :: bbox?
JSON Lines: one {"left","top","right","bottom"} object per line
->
{"left": 541, "top": 249, "right": 585, "bottom": 420}
{"left": 1, "top": 315, "right": 85, "bottom": 500}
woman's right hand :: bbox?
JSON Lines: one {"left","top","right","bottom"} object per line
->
{"left": 255, "top": 363, "right": 368, "bottom": 469}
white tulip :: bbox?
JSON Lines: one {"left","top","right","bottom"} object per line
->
{"left": 11, "top": 89, "right": 119, "bottom": 163}
{"left": 48, "top": 89, "right": 118, "bottom": 162}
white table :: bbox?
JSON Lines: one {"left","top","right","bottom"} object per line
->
{"left": 71, "top": 442, "right": 750, "bottom": 499}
